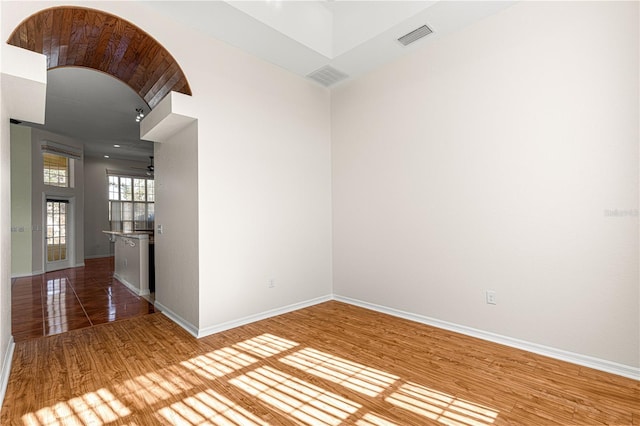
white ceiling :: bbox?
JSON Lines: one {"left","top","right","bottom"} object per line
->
{"left": 22, "top": 1, "right": 515, "bottom": 161}
{"left": 22, "top": 67, "right": 154, "bottom": 162}
{"left": 143, "top": 1, "right": 515, "bottom": 82}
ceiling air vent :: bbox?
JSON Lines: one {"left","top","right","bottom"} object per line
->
{"left": 397, "top": 24, "right": 433, "bottom": 46}
{"left": 307, "top": 65, "right": 349, "bottom": 87}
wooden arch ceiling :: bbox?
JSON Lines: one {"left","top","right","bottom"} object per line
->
{"left": 7, "top": 6, "right": 192, "bottom": 109}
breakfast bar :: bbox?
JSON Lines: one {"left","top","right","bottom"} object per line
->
{"left": 103, "top": 231, "right": 153, "bottom": 298}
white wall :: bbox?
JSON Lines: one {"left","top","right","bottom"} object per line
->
{"left": 10, "top": 124, "right": 31, "bottom": 276}
{"left": 97, "top": 2, "right": 333, "bottom": 332}
{"left": 154, "top": 121, "right": 199, "bottom": 329}
{"left": 195, "top": 41, "right": 333, "bottom": 330}
{"left": 2, "top": 1, "right": 332, "bottom": 337}
{"left": 1, "top": 0, "right": 637, "bottom": 377}
{"left": 83, "top": 156, "right": 150, "bottom": 259}
{"left": 113, "top": 234, "right": 149, "bottom": 296}
{"left": 332, "top": 1, "right": 639, "bottom": 368}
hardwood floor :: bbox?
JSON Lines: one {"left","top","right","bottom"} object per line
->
{"left": 11, "top": 257, "right": 154, "bottom": 342}
{"left": 2, "top": 301, "right": 638, "bottom": 425}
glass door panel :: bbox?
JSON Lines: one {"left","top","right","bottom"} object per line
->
{"left": 46, "top": 200, "right": 71, "bottom": 270}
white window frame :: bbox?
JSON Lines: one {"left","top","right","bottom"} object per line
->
{"left": 108, "top": 173, "right": 154, "bottom": 232}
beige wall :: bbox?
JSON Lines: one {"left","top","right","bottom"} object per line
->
{"left": 28, "top": 129, "right": 84, "bottom": 273}
{"left": 0, "top": 68, "right": 12, "bottom": 403}
{"left": 332, "top": 1, "right": 639, "bottom": 368}
{"left": 10, "top": 136, "right": 150, "bottom": 268}
{"left": 0, "top": 40, "right": 47, "bottom": 404}
{"left": 10, "top": 124, "right": 31, "bottom": 276}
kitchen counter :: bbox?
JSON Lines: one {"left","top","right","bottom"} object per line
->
{"left": 103, "top": 231, "right": 154, "bottom": 244}
{"left": 103, "top": 231, "right": 152, "bottom": 296}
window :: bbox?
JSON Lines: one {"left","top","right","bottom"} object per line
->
{"left": 43, "top": 153, "right": 69, "bottom": 187}
{"left": 108, "top": 175, "right": 154, "bottom": 232}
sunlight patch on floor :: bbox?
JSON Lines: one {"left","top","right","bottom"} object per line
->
{"left": 181, "top": 346, "right": 258, "bottom": 380}
{"left": 386, "top": 381, "right": 499, "bottom": 426}
{"left": 233, "top": 333, "right": 299, "bottom": 358}
{"left": 280, "top": 347, "right": 399, "bottom": 397}
{"left": 118, "top": 366, "right": 197, "bottom": 406}
{"left": 16, "top": 331, "right": 500, "bottom": 426}
{"left": 157, "top": 389, "right": 269, "bottom": 426}
{"left": 356, "top": 412, "right": 399, "bottom": 426}
{"left": 230, "top": 365, "right": 361, "bottom": 425}
{"left": 21, "top": 388, "right": 130, "bottom": 426}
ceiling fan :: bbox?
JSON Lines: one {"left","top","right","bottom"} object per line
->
{"left": 131, "top": 156, "right": 154, "bottom": 177}
{"left": 146, "top": 156, "right": 154, "bottom": 176}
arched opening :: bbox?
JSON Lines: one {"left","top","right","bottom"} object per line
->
{"left": 5, "top": 6, "right": 198, "bottom": 339}
{"left": 7, "top": 6, "right": 191, "bottom": 109}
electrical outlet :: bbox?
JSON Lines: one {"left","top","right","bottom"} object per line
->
{"left": 268, "top": 279, "right": 275, "bottom": 288}
{"left": 486, "top": 290, "right": 497, "bottom": 305}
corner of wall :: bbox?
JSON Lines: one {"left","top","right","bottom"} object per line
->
{"left": 0, "top": 336, "right": 15, "bottom": 408}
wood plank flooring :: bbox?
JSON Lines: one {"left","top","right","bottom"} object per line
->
{"left": 2, "top": 301, "right": 638, "bottom": 425}
{"left": 11, "top": 257, "right": 155, "bottom": 342}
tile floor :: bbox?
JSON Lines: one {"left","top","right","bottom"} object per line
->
{"left": 11, "top": 257, "right": 155, "bottom": 342}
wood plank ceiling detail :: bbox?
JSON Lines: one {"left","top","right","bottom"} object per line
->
{"left": 7, "top": 6, "right": 192, "bottom": 109}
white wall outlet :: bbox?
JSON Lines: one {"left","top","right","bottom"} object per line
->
{"left": 486, "top": 290, "right": 497, "bottom": 305}
{"left": 268, "top": 279, "right": 275, "bottom": 288}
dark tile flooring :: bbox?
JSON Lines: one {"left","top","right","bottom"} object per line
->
{"left": 11, "top": 257, "right": 154, "bottom": 342}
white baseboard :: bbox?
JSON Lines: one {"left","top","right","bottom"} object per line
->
{"left": 151, "top": 292, "right": 640, "bottom": 381}
{"left": 11, "top": 270, "right": 43, "bottom": 279}
{"left": 334, "top": 295, "right": 640, "bottom": 381}
{"left": 0, "top": 337, "right": 15, "bottom": 409}
{"left": 74, "top": 262, "right": 85, "bottom": 268}
{"left": 113, "top": 273, "right": 150, "bottom": 297}
{"left": 84, "top": 254, "right": 113, "bottom": 260}
{"left": 11, "top": 272, "right": 34, "bottom": 279}
{"left": 154, "top": 300, "right": 199, "bottom": 338}
{"left": 197, "top": 295, "right": 333, "bottom": 339}
{"left": 157, "top": 295, "right": 332, "bottom": 339}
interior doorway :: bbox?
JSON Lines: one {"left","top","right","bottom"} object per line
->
{"left": 6, "top": 5, "right": 194, "bottom": 336}
{"left": 7, "top": 6, "right": 191, "bottom": 276}
{"left": 45, "top": 198, "right": 73, "bottom": 271}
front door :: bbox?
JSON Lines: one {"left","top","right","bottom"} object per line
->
{"left": 45, "top": 199, "right": 72, "bottom": 271}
